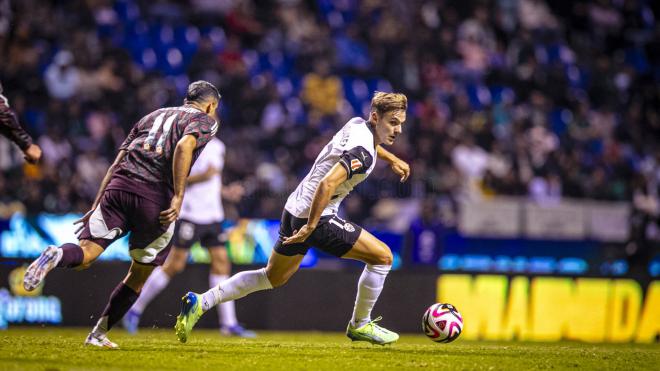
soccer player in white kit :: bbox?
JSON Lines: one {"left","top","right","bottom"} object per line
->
{"left": 175, "top": 92, "right": 410, "bottom": 345}
{"left": 123, "top": 137, "right": 254, "bottom": 337}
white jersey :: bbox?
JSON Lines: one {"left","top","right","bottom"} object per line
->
{"left": 285, "top": 117, "right": 377, "bottom": 218}
{"left": 180, "top": 137, "right": 225, "bottom": 224}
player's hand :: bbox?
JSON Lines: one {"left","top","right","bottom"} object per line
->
{"left": 160, "top": 195, "right": 183, "bottom": 225}
{"left": 390, "top": 158, "right": 410, "bottom": 182}
{"left": 74, "top": 209, "right": 94, "bottom": 236}
{"left": 23, "top": 144, "right": 42, "bottom": 164}
{"left": 282, "top": 224, "right": 316, "bottom": 245}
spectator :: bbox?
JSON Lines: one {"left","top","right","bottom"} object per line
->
{"left": 452, "top": 136, "right": 489, "bottom": 199}
{"left": 37, "top": 127, "right": 72, "bottom": 166}
{"left": 44, "top": 51, "right": 81, "bottom": 101}
{"left": 301, "top": 58, "right": 343, "bottom": 117}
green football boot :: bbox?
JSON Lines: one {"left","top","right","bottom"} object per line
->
{"left": 175, "top": 292, "right": 204, "bottom": 343}
{"left": 346, "top": 316, "right": 399, "bottom": 345}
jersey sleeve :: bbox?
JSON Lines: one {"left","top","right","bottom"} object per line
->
{"left": 119, "top": 124, "right": 139, "bottom": 151}
{"left": 0, "top": 94, "right": 33, "bottom": 150}
{"left": 183, "top": 115, "right": 218, "bottom": 148}
{"left": 338, "top": 146, "right": 374, "bottom": 179}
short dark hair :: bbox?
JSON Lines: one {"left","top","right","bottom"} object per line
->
{"left": 185, "top": 80, "right": 221, "bottom": 104}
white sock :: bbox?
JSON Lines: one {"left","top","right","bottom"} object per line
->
{"left": 201, "top": 268, "right": 272, "bottom": 312}
{"left": 350, "top": 264, "right": 391, "bottom": 328}
{"left": 131, "top": 267, "right": 171, "bottom": 314}
{"left": 210, "top": 274, "right": 238, "bottom": 328}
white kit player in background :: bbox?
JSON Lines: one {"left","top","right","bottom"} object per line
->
{"left": 122, "top": 137, "right": 253, "bottom": 337}
{"left": 176, "top": 92, "right": 411, "bottom": 346}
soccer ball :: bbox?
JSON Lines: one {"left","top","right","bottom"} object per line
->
{"left": 422, "top": 303, "right": 463, "bottom": 343}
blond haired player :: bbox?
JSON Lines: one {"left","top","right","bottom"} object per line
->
{"left": 175, "top": 92, "right": 410, "bottom": 345}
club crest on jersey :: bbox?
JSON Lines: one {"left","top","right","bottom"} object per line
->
{"left": 350, "top": 159, "right": 362, "bottom": 171}
{"left": 344, "top": 223, "right": 355, "bottom": 232}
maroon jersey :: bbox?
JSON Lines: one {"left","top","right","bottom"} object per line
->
{"left": 107, "top": 106, "right": 218, "bottom": 201}
{"left": 0, "top": 85, "right": 33, "bottom": 151}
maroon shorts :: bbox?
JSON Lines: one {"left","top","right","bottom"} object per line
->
{"left": 78, "top": 189, "right": 174, "bottom": 266}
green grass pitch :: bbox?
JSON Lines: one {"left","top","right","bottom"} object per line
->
{"left": 0, "top": 328, "right": 658, "bottom": 370}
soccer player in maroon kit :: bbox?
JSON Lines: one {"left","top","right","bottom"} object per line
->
{"left": 22, "top": 80, "right": 221, "bottom": 348}
{"left": 0, "top": 82, "right": 42, "bottom": 163}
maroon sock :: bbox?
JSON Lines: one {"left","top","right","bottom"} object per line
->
{"left": 56, "top": 243, "right": 84, "bottom": 268}
{"left": 101, "top": 283, "right": 139, "bottom": 330}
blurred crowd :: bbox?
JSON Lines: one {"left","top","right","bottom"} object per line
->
{"left": 0, "top": 0, "right": 659, "bottom": 227}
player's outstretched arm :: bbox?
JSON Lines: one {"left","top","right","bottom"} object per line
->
{"left": 0, "top": 94, "right": 41, "bottom": 163}
{"left": 160, "top": 134, "right": 197, "bottom": 225}
{"left": 75, "top": 150, "right": 127, "bottom": 234}
{"left": 283, "top": 163, "right": 347, "bottom": 245}
{"left": 376, "top": 145, "right": 410, "bottom": 182}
